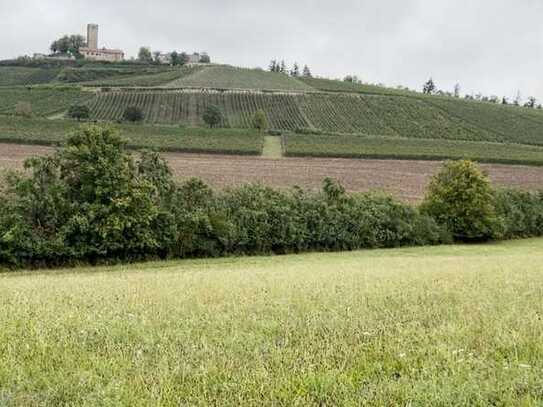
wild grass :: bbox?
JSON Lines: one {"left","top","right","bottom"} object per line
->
{"left": 1, "top": 238, "right": 543, "bottom": 405}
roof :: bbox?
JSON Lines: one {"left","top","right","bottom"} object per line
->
{"left": 80, "top": 47, "right": 124, "bottom": 55}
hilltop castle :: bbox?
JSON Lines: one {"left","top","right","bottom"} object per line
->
{"left": 79, "top": 24, "right": 124, "bottom": 62}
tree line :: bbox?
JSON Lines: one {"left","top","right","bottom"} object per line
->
{"left": 268, "top": 59, "right": 312, "bottom": 78}
{"left": 423, "top": 78, "right": 542, "bottom": 109}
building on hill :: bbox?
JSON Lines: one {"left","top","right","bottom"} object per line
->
{"left": 79, "top": 24, "right": 124, "bottom": 62}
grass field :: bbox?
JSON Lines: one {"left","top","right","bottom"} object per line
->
{"left": 0, "top": 67, "right": 61, "bottom": 86}
{"left": 0, "top": 87, "right": 94, "bottom": 117}
{"left": 164, "top": 65, "right": 315, "bottom": 91}
{"left": 0, "top": 116, "right": 263, "bottom": 154}
{"left": 285, "top": 133, "right": 543, "bottom": 165}
{"left": 1, "top": 238, "right": 543, "bottom": 405}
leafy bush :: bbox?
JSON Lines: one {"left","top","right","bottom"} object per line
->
{"left": 123, "top": 106, "right": 144, "bottom": 122}
{"left": 252, "top": 110, "right": 268, "bottom": 131}
{"left": 495, "top": 189, "right": 543, "bottom": 239}
{"left": 421, "top": 160, "right": 504, "bottom": 241}
{"left": 203, "top": 105, "right": 223, "bottom": 128}
{"left": 68, "top": 104, "right": 90, "bottom": 121}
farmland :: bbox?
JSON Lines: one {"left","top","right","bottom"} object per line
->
{"left": 3, "top": 143, "right": 543, "bottom": 202}
{"left": 87, "top": 90, "right": 309, "bottom": 128}
{"left": 0, "top": 66, "right": 61, "bottom": 86}
{"left": 0, "top": 116, "right": 263, "bottom": 154}
{"left": 0, "top": 87, "right": 94, "bottom": 116}
{"left": 164, "top": 65, "right": 315, "bottom": 91}
{"left": 285, "top": 133, "right": 543, "bottom": 165}
{"left": 2, "top": 238, "right": 543, "bottom": 404}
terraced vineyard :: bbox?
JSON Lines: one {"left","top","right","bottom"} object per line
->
{"left": 87, "top": 90, "right": 309, "bottom": 129}
{"left": 0, "top": 116, "right": 263, "bottom": 154}
{"left": 83, "top": 65, "right": 203, "bottom": 87}
{"left": 0, "top": 87, "right": 94, "bottom": 116}
{"left": 284, "top": 134, "right": 543, "bottom": 165}
{"left": 0, "top": 66, "right": 61, "bottom": 86}
{"left": 165, "top": 65, "right": 315, "bottom": 92}
{"left": 298, "top": 77, "right": 414, "bottom": 96}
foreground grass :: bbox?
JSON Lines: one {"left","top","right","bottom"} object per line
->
{"left": 1, "top": 239, "right": 543, "bottom": 405}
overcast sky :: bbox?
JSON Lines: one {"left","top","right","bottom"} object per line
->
{"left": 2, "top": 0, "right": 542, "bottom": 101}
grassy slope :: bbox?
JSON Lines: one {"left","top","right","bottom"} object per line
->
{"left": 0, "top": 116, "right": 264, "bottom": 155}
{"left": 285, "top": 133, "right": 543, "bottom": 165}
{"left": 0, "top": 66, "right": 61, "bottom": 86}
{"left": 1, "top": 238, "right": 543, "bottom": 405}
{"left": 165, "top": 65, "right": 315, "bottom": 91}
{"left": 0, "top": 87, "right": 94, "bottom": 116}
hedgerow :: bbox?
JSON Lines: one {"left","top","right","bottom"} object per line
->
{"left": 0, "top": 126, "right": 541, "bottom": 269}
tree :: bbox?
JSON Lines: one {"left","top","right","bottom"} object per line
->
{"left": 14, "top": 102, "right": 32, "bottom": 118}
{"left": 180, "top": 52, "right": 189, "bottom": 65}
{"left": 502, "top": 97, "right": 508, "bottom": 105}
{"left": 423, "top": 78, "right": 436, "bottom": 95}
{"left": 50, "top": 35, "right": 86, "bottom": 57}
{"left": 123, "top": 106, "right": 144, "bottom": 122}
{"left": 290, "top": 63, "right": 300, "bottom": 77}
{"left": 199, "top": 52, "right": 211, "bottom": 63}
{"left": 421, "top": 160, "right": 503, "bottom": 241}
{"left": 344, "top": 75, "right": 361, "bottom": 84}
{"left": 202, "top": 105, "right": 223, "bottom": 128}
{"left": 302, "top": 65, "right": 312, "bottom": 78}
{"left": 279, "top": 60, "right": 287, "bottom": 74}
{"left": 269, "top": 60, "right": 278, "bottom": 72}
{"left": 153, "top": 51, "right": 161, "bottom": 63}
{"left": 138, "top": 47, "right": 153, "bottom": 63}
{"left": 252, "top": 110, "right": 268, "bottom": 132}
{"left": 68, "top": 104, "right": 90, "bottom": 121}
{"left": 525, "top": 96, "right": 537, "bottom": 108}
{"left": 170, "top": 51, "right": 181, "bottom": 66}
{"left": 454, "top": 83, "right": 461, "bottom": 98}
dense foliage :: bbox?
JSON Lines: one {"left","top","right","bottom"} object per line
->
{"left": 123, "top": 106, "right": 144, "bottom": 122}
{"left": 421, "top": 160, "right": 503, "bottom": 241}
{"left": 0, "top": 126, "right": 450, "bottom": 267}
{"left": 68, "top": 104, "right": 90, "bottom": 121}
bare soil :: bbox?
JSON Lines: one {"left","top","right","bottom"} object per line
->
{"left": 1, "top": 143, "right": 542, "bottom": 202}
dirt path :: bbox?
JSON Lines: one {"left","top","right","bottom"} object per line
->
{"left": 1, "top": 143, "right": 542, "bottom": 202}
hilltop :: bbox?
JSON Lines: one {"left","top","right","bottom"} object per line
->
{"left": 1, "top": 61, "right": 543, "bottom": 165}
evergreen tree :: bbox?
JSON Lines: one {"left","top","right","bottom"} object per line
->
{"left": 280, "top": 60, "right": 287, "bottom": 74}
{"left": 302, "top": 65, "right": 312, "bottom": 78}
{"left": 290, "top": 63, "right": 300, "bottom": 77}
{"left": 269, "top": 60, "right": 278, "bottom": 72}
{"left": 423, "top": 78, "right": 436, "bottom": 95}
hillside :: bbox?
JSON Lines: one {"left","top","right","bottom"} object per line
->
{"left": 0, "top": 62, "right": 543, "bottom": 164}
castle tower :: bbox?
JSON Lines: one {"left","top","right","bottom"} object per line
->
{"left": 87, "top": 24, "right": 99, "bottom": 49}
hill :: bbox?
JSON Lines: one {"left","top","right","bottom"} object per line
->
{"left": 0, "top": 62, "right": 542, "bottom": 164}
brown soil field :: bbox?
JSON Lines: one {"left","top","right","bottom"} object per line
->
{"left": 1, "top": 143, "right": 542, "bottom": 202}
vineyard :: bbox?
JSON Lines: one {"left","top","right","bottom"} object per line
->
{"left": 164, "top": 65, "right": 315, "bottom": 92}
{"left": 298, "top": 77, "right": 415, "bottom": 96}
{"left": 0, "top": 116, "right": 263, "bottom": 154}
{"left": 87, "top": 90, "right": 309, "bottom": 129}
{"left": 0, "top": 87, "right": 94, "bottom": 116}
{"left": 83, "top": 65, "right": 203, "bottom": 87}
{"left": 0, "top": 66, "right": 61, "bottom": 86}
{"left": 284, "top": 134, "right": 543, "bottom": 165}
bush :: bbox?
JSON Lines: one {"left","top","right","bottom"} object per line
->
{"left": 68, "top": 104, "right": 90, "bottom": 121}
{"left": 123, "top": 106, "right": 144, "bottom": 122}
{"left": 14, "top": 102, "right": 32, "bottom": 118}
{"left": 252, "top": 110, "right": 268, "bottom": 132}
{"left": 421, "top": 160, "right": 503, "bottom": 241}
{"left": 202, "top": 105, "right": 223, "bottom": 128}
{"left": 495, "top": 189, "right": 543, "bottom": 239}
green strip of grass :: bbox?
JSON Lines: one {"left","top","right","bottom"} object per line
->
{"left": 0, "top": 116, "right": 264, "bottom": 155}
{"left": 1, "top": 238, "right": 543, "bottom": 404}
{"left": 285, "top": 133, "right": 543, "bottom": 165}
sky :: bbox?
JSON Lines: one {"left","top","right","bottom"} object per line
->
{"left": 2, "top": 0, "right": 542, "bottom": 101}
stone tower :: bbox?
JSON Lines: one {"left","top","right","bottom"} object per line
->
{"left": 87, "top": 24, "right": 99, "bottom": 49}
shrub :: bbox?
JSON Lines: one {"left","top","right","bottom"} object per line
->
{"left": 421, "top": 160, "right": 503, "bottom": 241}
{"left": 123, "top": 106, "right": 144, "bottom": 122}
{"left": 495, "top": 189, "right": 543, "bottom": 239}
{"left": 202, "top": 105, "right": 223, "bottom": 128}
{"left": 68, "top": 104, "right": 90, "bottom": 121}
{"left": 14, "top": 101, "right": 32, "bottom": 118}
{"left": 252, "top": 110, "right": 268, "bottom": 132}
